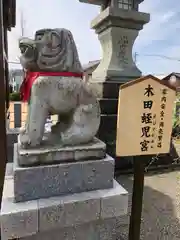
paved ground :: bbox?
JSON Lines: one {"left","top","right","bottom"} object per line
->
{"left": 117, "top": 170, "right": 180, "bottom": 240}
{"left": 5, "top": 164, "right": 180, "bottom": 239}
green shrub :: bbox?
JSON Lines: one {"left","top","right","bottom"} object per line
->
{"left": 172, "top": 98, "right": 180, "bottom": 138}
{"left": 9, "top": 92, "right": 21, "bottom": 101}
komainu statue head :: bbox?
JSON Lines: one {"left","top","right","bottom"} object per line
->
{"left": 19, "top": 28, "right": 83, "bottom": 73}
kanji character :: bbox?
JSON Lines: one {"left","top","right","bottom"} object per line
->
{"left": 159, "top": 122, "right": 164, "bottom": 128}
{"left": 162, "top": 89, "right": 168, "bottom": 95}
{"left": 161, "top": 96, "right": 166, "bottom": 102}
{"left": 140, "top": 140, "right": 150, "bottom": 151}
{"left": 144, "top": 100, "right": 153, "bottom": 109}
{"left": 144, "top": 84, "right": 154, "bottom": 97}
{"left": 141, "top": 126, "right": 151, "bottom": 138}
{"left": 158, "top": 128, "right": 163, "bottom": 135}
{"left": 158, "top": 135, "right": 162, "bottom": 141}
{"left": 160, "top": 111, "right": 164, "bottom": 118}
{"left": 141, "top": 113, "right": 152, "bottom": 124}
{"left": 161, "top": 103, "right": 166, "bottom": 110}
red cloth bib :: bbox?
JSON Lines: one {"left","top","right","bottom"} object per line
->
{"left": 20, "top": 71, "right": 83, "bottom": 102}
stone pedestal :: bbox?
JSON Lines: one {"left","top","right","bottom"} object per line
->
{"left": 88, "top": 7, "right": 150, "bottom": 169}
{"left": 14, "top": 142, "right": 114, "bottom": 202}
{"left": 1, "top": 138, "right": 128, "bottom": 240}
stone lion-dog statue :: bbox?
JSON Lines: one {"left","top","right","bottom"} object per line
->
{"left": 19, "top": 28, "right": 100, "bottom": 149}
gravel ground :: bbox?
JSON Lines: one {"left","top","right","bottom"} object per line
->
{"left": 116, "top": 170, "right": 180, "bottom": 240}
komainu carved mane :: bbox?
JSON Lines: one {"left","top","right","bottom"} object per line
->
{"left": 19, "top": 28, "right": 83, "bottom": 73}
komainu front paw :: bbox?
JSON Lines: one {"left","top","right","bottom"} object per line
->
{"left": 19, "top": 132, "right": 31, "bottom": 149}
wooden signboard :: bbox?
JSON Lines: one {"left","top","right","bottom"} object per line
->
{"left": 116, "top": 75, "right": 176, "bottom": 240}
{"left": 116, "top": 75, "right": 176, "bottom": 157}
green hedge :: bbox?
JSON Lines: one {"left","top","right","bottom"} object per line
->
{"left": 9, "top": 92, "right": 21, "bottom": 101}
{"left": 172, "top": 96, "right": 180, "bottom": 137}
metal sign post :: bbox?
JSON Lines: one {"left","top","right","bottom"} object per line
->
{"left": 128, "top": 156, "right": 147, "bottom": 240}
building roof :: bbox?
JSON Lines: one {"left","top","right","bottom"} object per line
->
{"left": 79, "top": 0, "right": 102, "bottom": 5}
{"left": 154, "top": 74, "right": 166, "bottom": 80}
{"left": 9, "top": 69, "right": 23, "bottom": 76}
{"left": 161, "top": 72, "right": 180, "bottom": 81}
{"left": 82, "top": 60, "right": 100, "bottom": 71}
{"left": 83, "top": 59, "right": 180, "bottom": 84}
{"left": 9, "top": 69, "right": 23, "bottom": 84}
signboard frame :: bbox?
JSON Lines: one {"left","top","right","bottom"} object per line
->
{"left": 116, "top": 75, "right": 176, "bottom": 157}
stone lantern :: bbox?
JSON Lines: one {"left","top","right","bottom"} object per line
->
{"left": 79, "top": 0, "right": 149, "bottom": 81}
{"left": 79, "top": 0, "right": 150, "bottom": 167}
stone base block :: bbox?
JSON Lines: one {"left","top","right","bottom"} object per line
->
{"left": 19, "top": 217, "right": 124, "bottom": 240}
{"left": 17, "top": 137, "right": 106, "bottom": 167}
{"left": 14, "top": 144, "right": 114, "bottom": 202}
{"left": 1, "top": 173, "right": 128, "bottom": 240}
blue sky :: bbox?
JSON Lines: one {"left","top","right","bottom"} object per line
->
{"left": 8, "top": 0, "right": 180, "bottom": 75}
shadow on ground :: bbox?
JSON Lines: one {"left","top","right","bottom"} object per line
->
{"left": 117, "top": 172, "right": 180, "bottom": 240}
